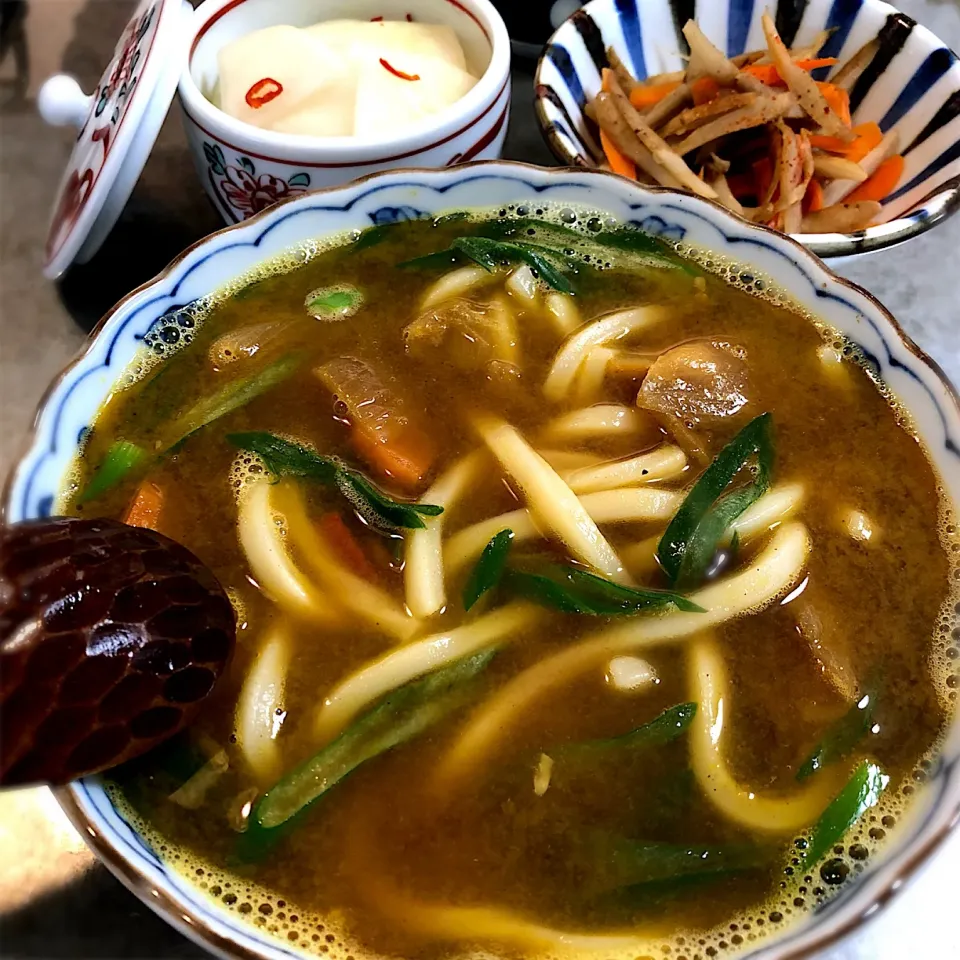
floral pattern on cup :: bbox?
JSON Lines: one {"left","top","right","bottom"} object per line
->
{"left": 202, "top": 142, "right": 311, "bottom": 221}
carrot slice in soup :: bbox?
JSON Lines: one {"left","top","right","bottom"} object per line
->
{"left": 124, "top": 481, "right": 163, "bottom": 531}
{"left": 315, "top": 357, "right": 435, "bottom": 491}
{"left": 318, "top": 512, "right": 380, "bottom": 581}
{"left": 844, "top": 155, "right": 904, "bottom": 204}
{"left": 349, "top": 427, "right": 434, "bottom": 491}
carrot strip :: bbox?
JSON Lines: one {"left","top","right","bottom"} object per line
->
{"left": 600, "top": 68, "right": 634, "bottom": 181}
{"left": 318, "top": 512, "right": 379, "bottom": 581}
{"left": 744, "top": 58, "right": 837, "bottom": 85}
{"left": 844, "top": 154, "right": 904, "bottom": 203}
{"left": 600, "top": 128, "right": 637, "bottom": 179}
{"left": 817, "top": 82, "right": 851, "bottom": 126}
{"left": 809, "top": 133, "right": 848, "bottom": 153}
{"left": 753, "top": 156, "right": 774, "bottom": 203}
{"left": 726, "top": 172, "right": 755, "bottom": 200}
{"left": 124, "top": 481, "right": 163, "bottom": 531}
{"left": 628, "top": 81, "right": 680, "bottom": 109}
{"left": 803, "top": 179, "right": 824, "bottom": 214}
{"left": 845, "top": 122, "right": 883, "bottom": 162}
{"left": 810, "top": 121, "right": 882, "bottom": 161}
{"left": 691, "top": 77, "right": 721, "bottom": 105}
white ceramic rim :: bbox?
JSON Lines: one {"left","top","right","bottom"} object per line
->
{"left": 176, "top": 0, "right": 512, "bottom": 159}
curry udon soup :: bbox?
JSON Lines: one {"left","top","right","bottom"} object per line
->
{"left": 67, "top": 210, "right": 957, "bottom": 958}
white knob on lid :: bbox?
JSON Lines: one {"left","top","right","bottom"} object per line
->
{"left": 38, "top": 74, "right": 93, "bottom": 129}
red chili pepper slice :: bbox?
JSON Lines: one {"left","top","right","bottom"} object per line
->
{"left": 379, "top": 57, "right": 420, "bottom": 81}
{"left": 370, "top": 15, "right": 383, "bottom": 21}
{"left": 245, "top": 77, "right": 283, "bottom": 109}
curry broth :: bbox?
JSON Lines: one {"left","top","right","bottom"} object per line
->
{"left": 69, "top": 217, "right": 952, "bottom": 957}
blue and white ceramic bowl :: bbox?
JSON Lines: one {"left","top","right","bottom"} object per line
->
{"left": 5, "top": 162, "right": 960, "bottom": 959}
{"left": 534, "top": 0, "right": 960, "bottom": 259}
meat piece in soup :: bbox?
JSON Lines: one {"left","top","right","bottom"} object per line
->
{"left": 67, "top": 212, "right": 955, "bottom": 959}
{"left": 404, "top": 296, "right": 520, "bottom": 374}
{"left": 638, "top": 339, "right": 752, "bottom": 426}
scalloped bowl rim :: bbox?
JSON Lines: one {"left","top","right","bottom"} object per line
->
{"left": 4, "top": 161, "right": 960, "bottom": 960}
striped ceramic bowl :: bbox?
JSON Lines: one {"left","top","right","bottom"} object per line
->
{"left": 534, "top": 0, "right": 960, "bottom": 258}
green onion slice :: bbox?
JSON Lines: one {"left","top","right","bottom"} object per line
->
{"left": 657, "top": 412, "right": 774, "bottom": 587}
{"left": 463, "top": 529, "right": 514, "bottom": 610}
{"left": 78, "top": 440, "right": 146, "bottom": 503}
{"left": 504, "top": 563, "right": 703, "bottom": 615}
{"left": 801, "top": 760, "right": 889, "bottom": 868}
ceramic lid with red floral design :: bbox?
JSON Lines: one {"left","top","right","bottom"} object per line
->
{"left": 38, "top": 0, "right": 192, "bottom": 279}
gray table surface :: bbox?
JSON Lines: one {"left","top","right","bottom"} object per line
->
{"left": 1, "top": 0, "right": 959, "bottom": 957}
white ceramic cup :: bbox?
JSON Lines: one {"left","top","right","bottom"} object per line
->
{"left": 178, "top": 0, "right": 513, "bottom": 223}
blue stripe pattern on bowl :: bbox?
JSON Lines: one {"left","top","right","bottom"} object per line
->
{"left": 534, "top": 0, "right": 960, "bottom": 258}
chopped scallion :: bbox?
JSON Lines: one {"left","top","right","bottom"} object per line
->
{"left": 801, "top": 760, "right": 888, "bottom": 868}
{"left": 463, "top": 529, "right": 514, "bottom": 610}
{"left": 560, "top": 703, "right": 698, "bottom": 757}
{"left": 166, "top": 354, "right": 300, "bottom": 449}
{"left": 237, "top": 650, "right": 495, "bottom": 860}
{"left": 78, "top": 440, "right": 147, "bottom": 503}
{"left": 582, "top": 834, "right": 773, "bottom": 897}
{"left": 228, "top": 431, "right": 338, "bottom": 483}
{"left": 503, "top": 563, "right": 703, "bottom": 615}
{"left": 305, "top": 286, "right": 363, "bottom": 320}
{"left": 400, "top": 236, "right": 576, "bottom": 294}
{"left": 657, "top": 413, "right": 774, "bottom": 587}
{"left": 797, "top": 691, "right": 877, "bottom": 781}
